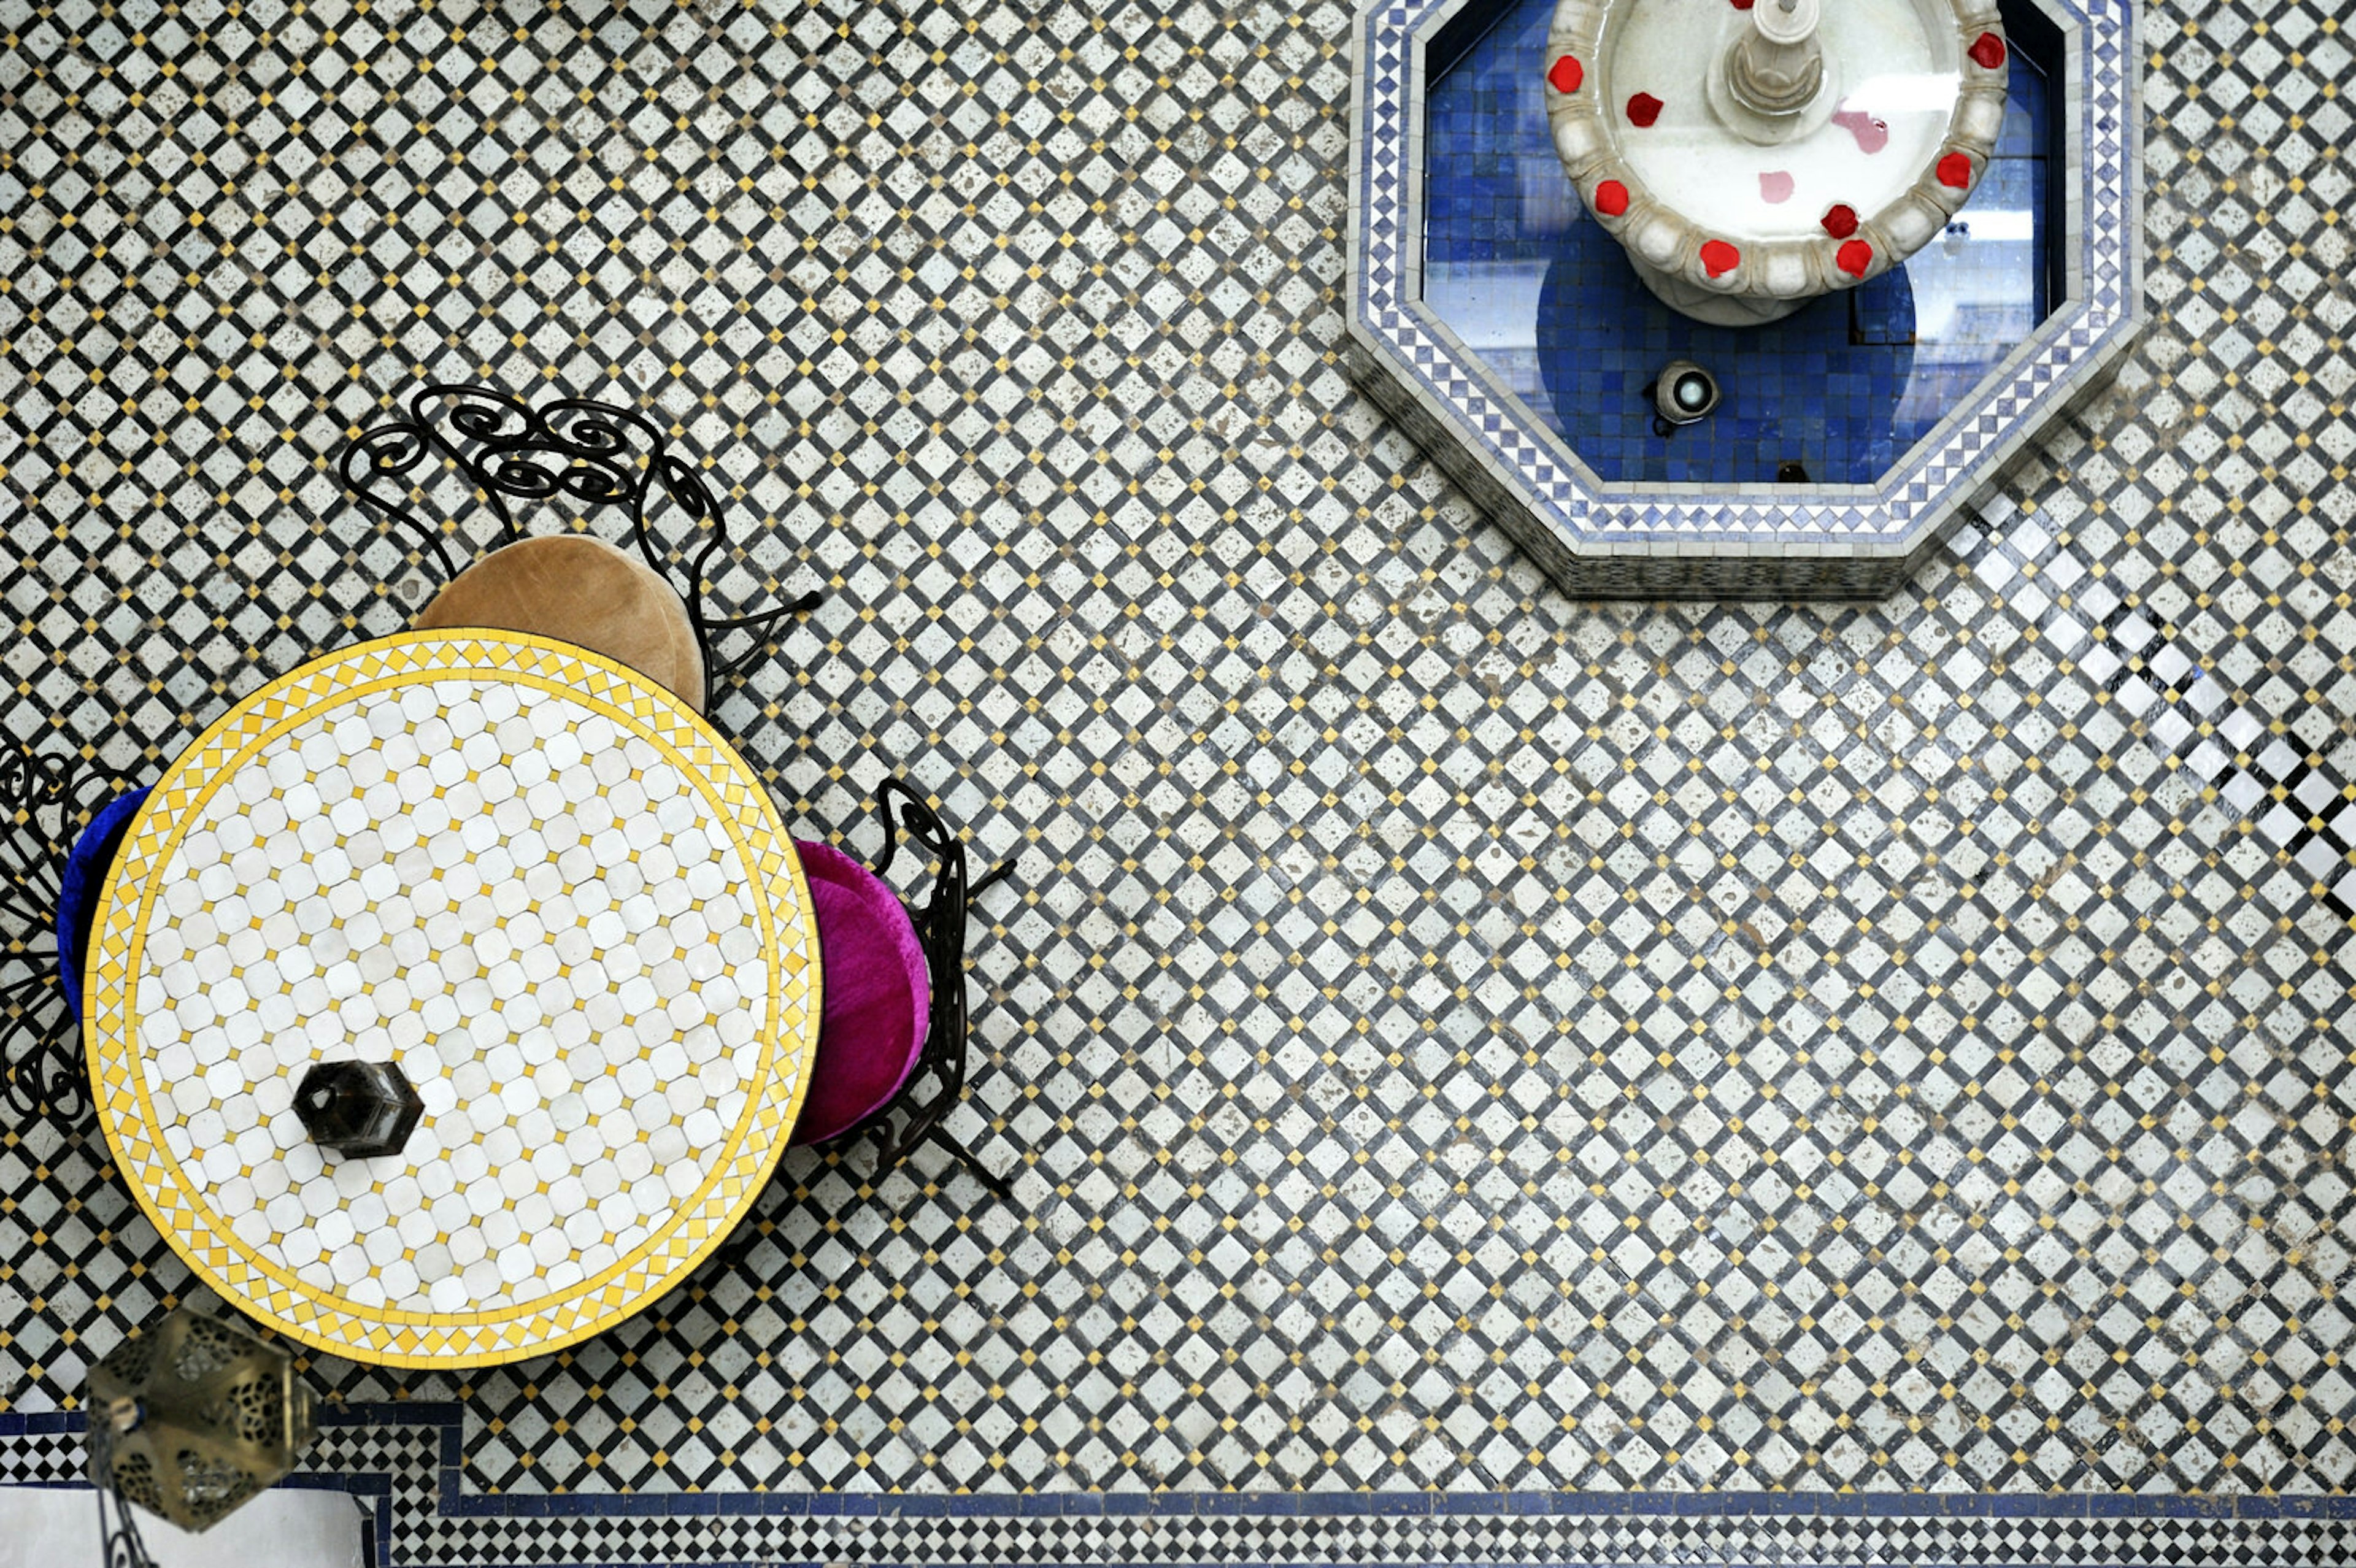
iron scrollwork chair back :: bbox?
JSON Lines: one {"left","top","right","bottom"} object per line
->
{"left": 1, "top": 742, "right": 118, "bottom": 1128}
{"left": 338, "top": 382, "right": 817, "bottom": 694}
{"left": 863, "top": 778, "right": 1015, "bottom": 1200}
{"left": 87, "top": 1408, "right": 160, "bottom": 1568}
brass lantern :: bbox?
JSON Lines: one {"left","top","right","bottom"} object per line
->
{"left": 86, "top": 1308, "right": 315, "bottom": 1542}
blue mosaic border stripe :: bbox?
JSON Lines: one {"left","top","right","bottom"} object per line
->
{"left": 15, "top": 1406, "right": 2350, "bottom": 1527}
{"left": 1347, "top": 0, "right": 2142, "bottom": 556}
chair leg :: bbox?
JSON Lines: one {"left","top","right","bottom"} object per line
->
{"left": 943, "top": 857, "right": 1014, "bottom": 1199}
{"left": 699, "top": 590, "right": 826, "bottom": 689}
{"left": 918, "top": 1123, "right": 1014, "bottom": 1204}
{"left": 970, "top": 856, "right": 1017, "bottom": 902}
{"left": 865, "top": 1115, "right": 1014, "bottom": 1204}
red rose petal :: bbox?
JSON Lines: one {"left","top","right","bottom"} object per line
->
{"left": 1626, "top": 92, "right": 1663, "bottom": 128}
{"left": 1836, "top": 239, "right": 1873, "bottom": 278}
{"left": 1820, "top": 203, "right": 1859, "bottom": 239}
{"left": 1548, "top": 54, "right": 1583, "bottom": 94}
{"left": 1937, "top": 152, "right": 1973, "bottom": 188}
{"left": 1731, "top": 0, "right": 1754, "bottom": 9}
{"left": 1700, "top": 239, "right": 1739, "bottom": 278}
{"left": 1593, "top": 179, "right": 1629, "bottom": 217}
{"left": 1969, "top": 31, "right": 2006, "bottom": 69}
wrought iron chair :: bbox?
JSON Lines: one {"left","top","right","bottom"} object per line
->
{"left": 1, "top": 742, "right": 148, "bottom": 1129}
{"left": 783, "top": 779, "right": 1017, "bottom": 1202}
{"left": 339, "top": 382, "right": 820, "bottom": 707}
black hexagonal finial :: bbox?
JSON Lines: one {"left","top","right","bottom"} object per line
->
{"left": 294, "top": 1060, "right": 423, "bottom": 1160}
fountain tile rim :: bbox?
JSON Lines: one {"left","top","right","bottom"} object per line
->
{"left": 1344, "top": 0, "right": 2144, "bottom": 566}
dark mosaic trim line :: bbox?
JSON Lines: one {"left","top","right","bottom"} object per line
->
{"left": 13, "top": 1405, "right": 2356, "bottom": 1527}
{"left": 20, "top": 1416, "right": 2356, "bottom": 1568}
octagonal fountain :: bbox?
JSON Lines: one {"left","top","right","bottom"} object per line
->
{"left": 1343, "top": 0, "right": 2143, "bottom": 598}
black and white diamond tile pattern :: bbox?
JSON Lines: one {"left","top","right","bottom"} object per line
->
{"left": 1, "top": 0, "right": 2352, "bottom": 1559}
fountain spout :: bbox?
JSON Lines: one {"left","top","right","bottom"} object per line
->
{"left": 1723, "top": 0, "right": 1828, "bottom": 133}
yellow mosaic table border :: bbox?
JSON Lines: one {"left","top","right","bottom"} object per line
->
{"left": 83, "top": 631, "right": 820, "bottom": 1368}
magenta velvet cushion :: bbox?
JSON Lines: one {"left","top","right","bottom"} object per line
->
{"left": 788, "top": 839, "right": 931, "bottom": 1146}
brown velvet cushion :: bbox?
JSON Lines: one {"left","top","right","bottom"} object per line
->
{"left": 414, "top": 535, "right": 706, "bottom": 712}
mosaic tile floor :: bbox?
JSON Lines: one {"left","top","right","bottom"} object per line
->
{"left": 2, "top": 0, "right": 2353, "bottom": 1562}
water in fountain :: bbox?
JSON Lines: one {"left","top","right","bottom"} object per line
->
{"left": 1420, "top": 0, "right": 2054, "bottom": 485}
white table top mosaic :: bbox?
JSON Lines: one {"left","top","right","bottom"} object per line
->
{"left": 82, "top": 632, "right": 820, "bottom": 1367}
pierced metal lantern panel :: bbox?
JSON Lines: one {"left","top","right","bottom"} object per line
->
{"left": 294, "top": 1058, "right": 423, "bottom": 1159}
{"left": 87, "top": 1308, "right": 314, "bottom": 1534}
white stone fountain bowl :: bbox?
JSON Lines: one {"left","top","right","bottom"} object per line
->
{"left": 1546, "top": 0, "right": 2009, "bottom": 324}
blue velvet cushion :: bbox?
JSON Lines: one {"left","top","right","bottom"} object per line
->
{"left": 54, "top": 786, "right": 152, "bottom": 1015}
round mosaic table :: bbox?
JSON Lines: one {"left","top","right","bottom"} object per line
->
{"left": 82, "top": 631, "right": 820, "bottom": 1367}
